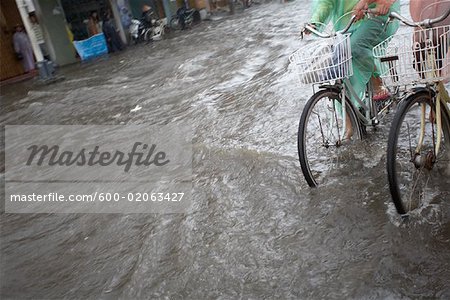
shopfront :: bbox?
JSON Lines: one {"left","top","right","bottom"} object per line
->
{"left": 61, "top": 0, "right": 110, "bottom": 40}
{"left": 1, "top": 0, "right": 134, "bottom": 81}
{"left": 0, "top": 0, "right": 26, "bottom": 80}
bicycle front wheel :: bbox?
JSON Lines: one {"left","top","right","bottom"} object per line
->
{"left": 387, "top": 91, "right": 450, "bottom": 215}
{"left": 298, "top": 89, "right": 362, "bottom": 187}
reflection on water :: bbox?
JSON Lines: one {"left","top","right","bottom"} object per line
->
{"left": 1, "top": 0, "right": 450, "bottom": 298}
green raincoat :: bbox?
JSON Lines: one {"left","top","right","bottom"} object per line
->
{"left": 310, "top": 0, "right": 400, "bottom": 104}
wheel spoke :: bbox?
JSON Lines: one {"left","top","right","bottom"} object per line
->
{"left": 387, "top": 92, "right": 450, "bottom": 214}
{"left": 298, "top": 90, "right": 361, "bottom": 187}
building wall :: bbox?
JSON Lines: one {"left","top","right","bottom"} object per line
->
{"left": 35, "top": 0, "right": 77, "bottom": 66}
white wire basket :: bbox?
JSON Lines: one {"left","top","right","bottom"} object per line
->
{"left": 289, "top": 33, "right": 353, "bottom": 85}
{"left": 373, "top": 25, "right": 450, "bottom": 87}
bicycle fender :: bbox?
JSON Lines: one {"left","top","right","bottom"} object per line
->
{"left": 403, "top": 87, "right": 436, "bottom": 100}
{"left": 317, "top": 85, "right": 342, "bottom": 93}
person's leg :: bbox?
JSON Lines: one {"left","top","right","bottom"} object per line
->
{"left": 349, "top": 18, "right": 388, "bottom": 104}
{"left": 371, "top": 76, "right": 390, "bottom": 101}
{"left": 39, "top": 43, "right": 51, "bottom": 60}
{"left": 344, "top": 18, "right": 392, "bottom": 138}
{"left": 23, "top": 48, "right": 35, "bottom": 72}
{"left": 344, "top": 113, "right": 353, "bottom": 140}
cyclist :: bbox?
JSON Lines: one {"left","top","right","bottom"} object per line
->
{"left": 308, "top": 1, "right": 399, "bottom": 111}
{"left": 305, "top": 0, "right": 399, "bottom": 138}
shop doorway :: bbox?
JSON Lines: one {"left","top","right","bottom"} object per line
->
{"left": 0, "top": 0, "right": 26, "bottom": 80}
{"left": 60, "top": 0, "right": 110, "bottom": 41}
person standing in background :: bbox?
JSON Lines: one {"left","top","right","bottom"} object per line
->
{"left": 13, "top": 25, "right": 35, "bottom": 73}
{"left": 29, "top": 13, "right": 49, "bottom": 60}
{"left": 87, "top": 11, "right": 102, "bottom": 37}
{"left": 102, "top": 12, "right": 124, "bottom": 53}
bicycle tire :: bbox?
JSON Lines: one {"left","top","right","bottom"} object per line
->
{"left": 298, "top": 89, "right": 363, "bottom": 187}
{"left": 387, "top": 91, "right": 450, "bottom": 215}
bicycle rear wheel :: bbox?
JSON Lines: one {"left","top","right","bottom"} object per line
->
{"left": 387, "top": 91, "right": 450, "bottom": 215}
{"left": 298, "top": 89, "right": 362, "bottom": 187}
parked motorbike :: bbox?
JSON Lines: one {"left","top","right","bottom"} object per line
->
{"left": 129, "top": 17, "right": 166, "bottom": 43}
{"left": 169, "top": 8, "right": 201, "bottom": 31}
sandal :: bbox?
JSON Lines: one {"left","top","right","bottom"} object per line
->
{"left": 373, "top": 87, "right": 391, "bottom": 102}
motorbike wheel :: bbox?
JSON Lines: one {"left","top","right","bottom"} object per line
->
{"left": 160, "top": 24, "right": 167, "bottom": 37}
{"left": 152, "top": 26, "right": 163, "bottom": 41}
{"left": 170, "top": 17, "right": 181, "bottom": 31}
{"left": 143, "top": 29, "right": 153, "bottom": 42}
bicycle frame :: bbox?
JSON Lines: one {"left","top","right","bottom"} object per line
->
{"left": 311, "top": 77, "right": 400, "bottom": 139}
{"left": 415, "top": 81, "right": 450, "bottom": 157}
{"left": 296, "top": 8, "right": 450, "bottom": 191}
{"left": 405, "top": 35, "right": 450, "bottom": 158}
{"left": 425, "top": 40, "right": 450, "bottom": 157}
{"left": 302, "top": 9, "right": 450, "bottom": 141}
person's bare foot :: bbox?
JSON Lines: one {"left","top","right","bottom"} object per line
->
{"left": 344, "top": 129, "right": 353, "bottom": 141}
{"left": 373, "top": 87, "right": 391, "bottom": 101}
{"left": 372, "top": 76, "right": 391, "bottom": 102}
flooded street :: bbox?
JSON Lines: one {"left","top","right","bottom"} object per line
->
{"left": 1, "top": 0, "right": 450, "bottom": 298}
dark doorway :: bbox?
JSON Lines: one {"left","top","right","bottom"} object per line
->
{"left": 61, "top": 0, "right": 110, "bottom": 40}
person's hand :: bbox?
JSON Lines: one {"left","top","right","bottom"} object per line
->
{"left": 353, "top": 0, "right": 368, "bottom": 21}
{"left": 373, "top": 0, "right": 393, "bottom": 16}
{"left": 302, "top": 23, "right": 317, "bottom": 36}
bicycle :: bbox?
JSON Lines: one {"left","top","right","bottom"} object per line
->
{"left": 381, "top": 11, "right": 450, "bottom": 215}
{"left": 291, "top": 13, "right": 400, "bottom": 188}
{"left": 290, "top": 9, "right": 449, "bottom": 189}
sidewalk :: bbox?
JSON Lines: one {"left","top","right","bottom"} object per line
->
{"left": 0, "top": 70, "right": 38, "bottom": 87}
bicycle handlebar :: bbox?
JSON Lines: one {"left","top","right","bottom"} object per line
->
{"left": 389, "top": 8, "right": 450, "bottom": 28}
{"left": 302, "top": 8, "right": 450, "bottom": 39}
